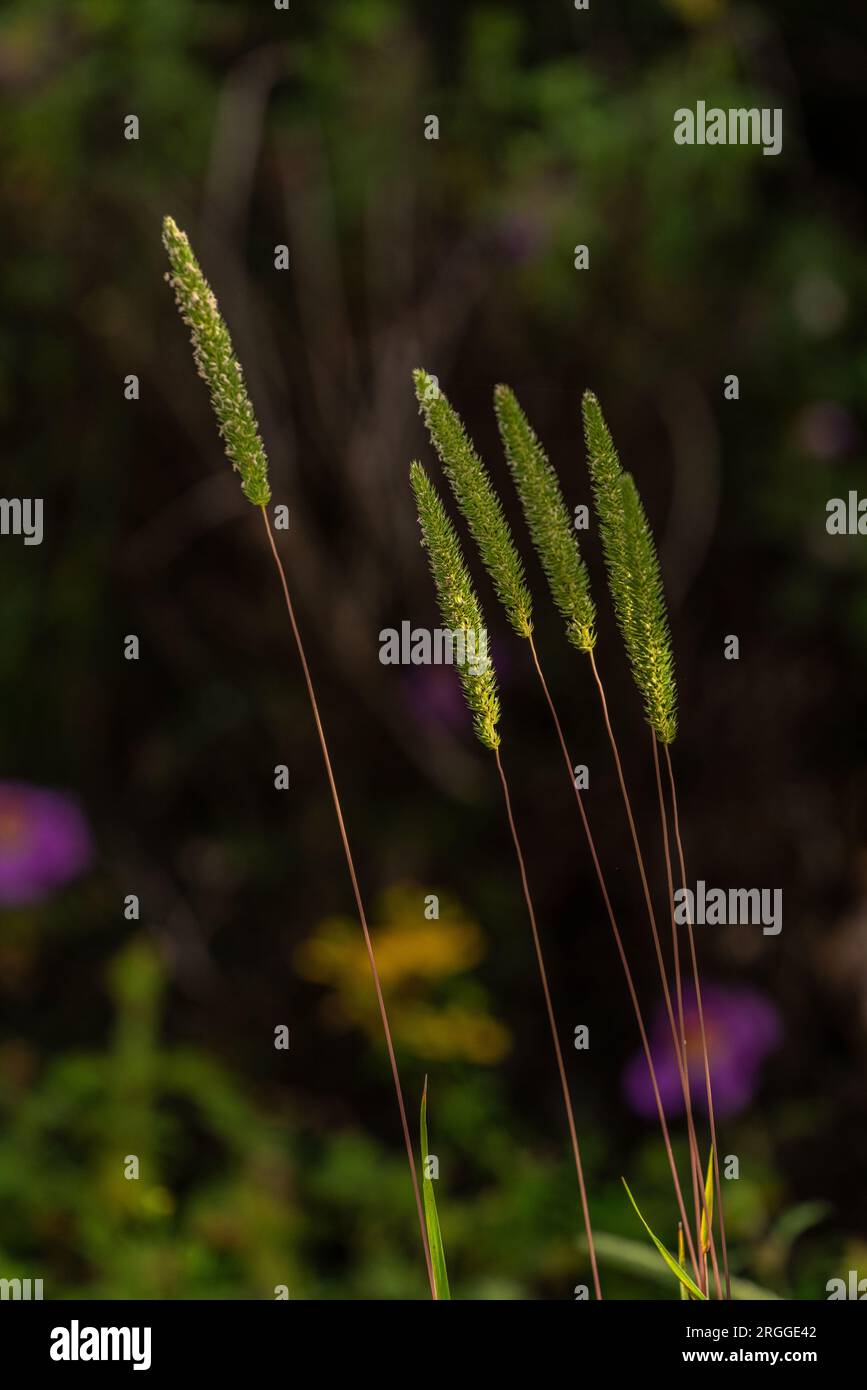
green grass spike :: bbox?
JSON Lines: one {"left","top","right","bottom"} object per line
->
{"left": 616, "top": 472, "right": 677, "bottom": 744}
{"left": 410, "top": 462, "right": 501, "bottom": 752}
{"left": 414, "top": 370, "right": 533, "bottom": 640}
{"left": 582, "top": 391, "right": 677, "bottom": 744}
{"left": 582, "top": 390, "right": 623, "bottom": 536}
{"left": 495, "top": 384, "right": 596, "bottom": 653}
{"left": 582, "top": 389, "right": 634, "bottom": 631}
{"left": 162, "top": 215, "right": 271, "bottom": 508}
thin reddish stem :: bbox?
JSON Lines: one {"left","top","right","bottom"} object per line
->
{"left": 664, "top": 742, "right": 733, "bottom": 1301}
{"left": 651, "top": 731, "right": 722, "bottom": 1300}
{"left": 528, "top": 637, "right": 701, "bottom": 1283}
{"left": 260, "top": 507, "right": 436, "bottom": 1299}
{"left": 587, "top": 649, "right": 704, "bottom": 1256}
{"left": 493, "top": 742, "right": 602, "bottom": 1300}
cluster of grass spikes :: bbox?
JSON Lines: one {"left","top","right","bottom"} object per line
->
{"left": 412, "top": 370, "right": 732, "bottom": 1301}
{"left": 161, "top": 210, "right": 741, "bottom": 1302}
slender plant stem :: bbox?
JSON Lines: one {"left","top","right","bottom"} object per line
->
{"left": 651, "top": 732, "right": 722, "bottom": 1300}
{"left": 664, "top": 742, "right": 733, "bottom": 1301}
{"left": 493, "top": 743, "right": 603, "bottom": 1300}
{"left": 528, "top": 637, "right": 702, "bottom": 1282}
{"left": 586, "top": 649, "right": 704, "bottom": 1247}
{"left": 259, "top": 507, "right": 436, "bottom": 1299}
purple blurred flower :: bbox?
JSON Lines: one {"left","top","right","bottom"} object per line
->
{"left": 403, "top": 666, "right": 467, "bottom": 734}
{"left": 403, "top": 638, "right": 515, "bottom": 736}
{"left": 623, "top": 983, "right": 782, "bottom": 1120}
{"left": 791, "top": 270, "right": 847, "bottom": 336}
{"left": 796, "top": 401, "right": 857, "bottom": 461}
{"left": 0, "top": 781, "right": 94, "bottom": 906}
{"left": 494, "top": 210, "right": 546, "bottom": 265}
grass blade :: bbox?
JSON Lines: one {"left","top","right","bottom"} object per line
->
{"left": 421, "top": 1078, "right": 451, "bottom": 1299}
{"left": 580, "top": 1232, "right": 781, "bottom": 1300}
{"left": 678, "top": 1224, "right": 690, "bottom": 1300}
{"left": 700, "top": 1147, "right": 714, "bottom": 1255}
{"left": 622, "top": 1178, "right": 707, "bottom": 1300}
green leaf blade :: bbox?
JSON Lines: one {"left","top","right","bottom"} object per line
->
{"left": 678, "top": 1224, "right": 690, "bottom": 1300}
{"left": 581, "top": 1231, "right": 781, "bottom": 1300}
{"left": 622, "top": 1177, "right": 706, "bottom": 1300}
{"left": 421, "top": 1078, "right": 451, "bottom": 1300}
{"left": 700, "top": 1148, "right": 714, "bottom": 1255}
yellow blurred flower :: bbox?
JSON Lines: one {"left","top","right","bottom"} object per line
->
{"left": 294, "top": 882, "right": 510, "bottom": 1064}
{"left": 393, "top": 1004, "right": 510, "bottom": 1064}
{"left": 663, "top": 0, "right": 725, "bottom": 25}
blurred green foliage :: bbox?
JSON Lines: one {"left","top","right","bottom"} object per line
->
{"left": 0, "top": 0, "right": 863, "bottom": 1298}
{"left": 0, "top": 925, "right": 836, "bottom": 1299}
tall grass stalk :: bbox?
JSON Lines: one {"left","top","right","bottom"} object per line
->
{"left": 583, "top": 392, "right": 730, "bottom": 1297}
{"left": 492, "top": 383, "right": 705, "bottom": 1279}
{"left": 585, "top": 641, "right": 709, "bottom": 1262}
{"left": 665, "top": 741, "right": 732, "bottom": 1300}
{"left": 417, "top": 373, "right": 703, "bottom": 1281}
{"left": 410, "top": 461, "right": 602, "bottom": 1300}
{"left": 651, "top": 730, "right": 722, "bottom": 1297}
{"left": 527, "top": 636, "right": 703, "bottom": 1281}
{"left": 162, "top": 215, "right": 436, "bottom": 1299}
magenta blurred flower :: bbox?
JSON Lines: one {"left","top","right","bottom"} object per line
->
{"left": 403, "top": 666, "right": 467, "bottom": 734}
{"left": 0, "top": 781, "right": 94, "bottom": 906}
{"left": 796, "top": 401, "right": 857, "bottom": 460}
{"left": 494, "top": 209, "right": 547, "bottom": 265}
{"left": 623, "top": 983, "right": 782, "bottom": 1120}
{"left": 403, "top": 639, "right": 517, "bottom": 737}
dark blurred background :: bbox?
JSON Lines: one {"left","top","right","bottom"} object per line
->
{"left": 1, "top": 0, "right": 866, "bottom": 1299}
